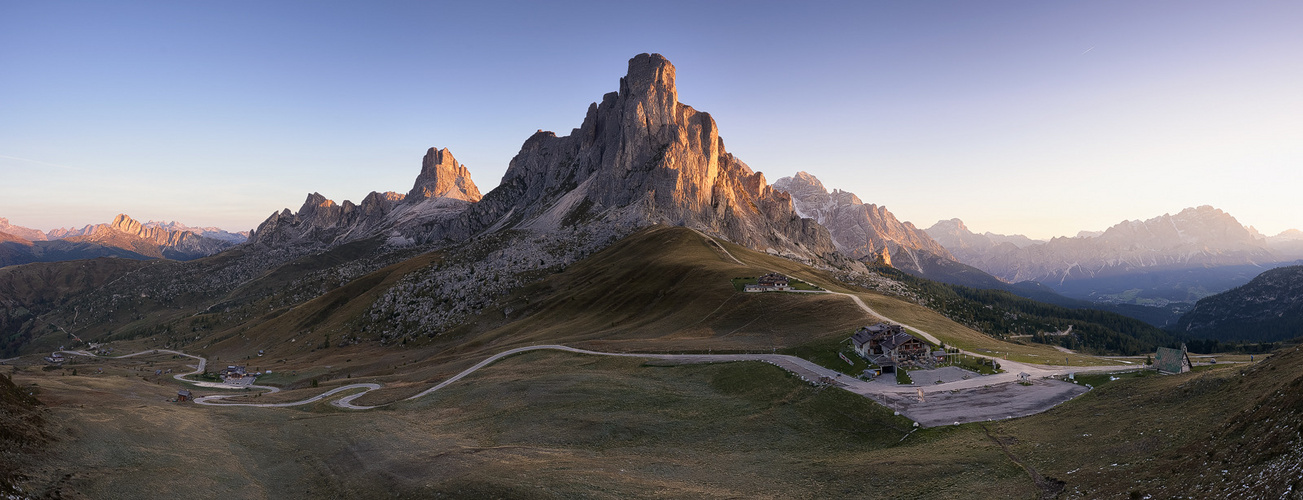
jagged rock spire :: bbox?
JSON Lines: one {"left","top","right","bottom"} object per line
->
{"left": 408, "top": 148, "right": 481, "bottom": 202}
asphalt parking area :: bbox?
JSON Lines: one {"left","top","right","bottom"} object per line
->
{"left": 879, "top": 379, "right": 1089, "bottom": 427}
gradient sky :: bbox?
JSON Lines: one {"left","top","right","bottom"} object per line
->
{"left": 2, "top": 1, "right": 1300, "bottom": 239}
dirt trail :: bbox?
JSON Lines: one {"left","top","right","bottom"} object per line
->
{"left": 982, "top": 424, "right": 1065, "bottom": 499}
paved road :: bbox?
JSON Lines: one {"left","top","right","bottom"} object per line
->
{"left": 58, "top": 349, "right": 284, "bottom": 394}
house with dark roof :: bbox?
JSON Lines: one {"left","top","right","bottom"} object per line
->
{"left": 176, "top": 389, "right": 192, "bottom": 402}
{"left": 851, "top": 323, "right": 930, "bottom": 371}
{"left": 744, "top": 273, "right": 794, "bottom": 292}
{"left": 219, "top": 365, "right": 248, "bottom": 381}
{"left": 1153, "top": 344, "right": 1193, "bottom": 374}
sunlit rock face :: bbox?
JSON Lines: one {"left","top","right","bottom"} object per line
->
{"left": 450, "top": 53, "right": 836, "bottom": 260}
{"left": 773, "top": 171, "right": 952, "bottom": 273}
{"left": 247, "top": 54, "right": 843, "bottom": 260}
{"left": 248, "top": 149, "right": 481, "bottom": 249}
{"left": 409, "top": 148, "right": 481, "bottom": 202}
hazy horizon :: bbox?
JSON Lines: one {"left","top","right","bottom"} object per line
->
{"left": 3, "top": 1, "right": 1300, "bottom": 240}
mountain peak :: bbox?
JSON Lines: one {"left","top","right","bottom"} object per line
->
{"left": 622, "top": 53, "right": 676, "bottom": 105}
{"left": 790, "top": 171, "right": 826, "bottom": 191}
{"left": 409, "top": 147, "right": 481, "bottom": 202}
{"left": 447, "top": 53, "right": 835, "bottom": 259}
{"left": 300, "top": 193, "right": 336, "bottom": 212}
{"left": 110, "top": 213, "right": 144, "bottom": 234}
{"left": 937, "top": 218, "right": 969, "bottom": 232}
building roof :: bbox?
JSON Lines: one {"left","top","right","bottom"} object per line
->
{"left": 852, "top": 323, "right": 910, "bottom": 349}
{"left": 851, "top": 329, "right": 874, "bottom": 348}
{"left": 879, "top": 331, "right": 921, "bottom": 352}
{"left": 1154, "top": 346, "right": 1191, "bottom": 374}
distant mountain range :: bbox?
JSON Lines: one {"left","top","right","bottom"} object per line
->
{"left": 0, "top": 214, "right": 242, "bottom": 268}
{"left": 925, "top": 207, "right": 1302, "bottom": 313}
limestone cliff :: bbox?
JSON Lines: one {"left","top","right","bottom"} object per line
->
{"left": 772, "top": 171, "right": 951, "bottom": 272}
{"left": 447, "top": 53, "right": 835, "bottom": 260}
{"left": 409, "top": 148, "right": 481, "bottom": 202}
{"left": 249, "top": 149, "right": 480, "bottom": 249}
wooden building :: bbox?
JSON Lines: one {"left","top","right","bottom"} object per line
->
{"left": 851, "top": 323, "right": 930, "bottom": 371}
{"left": 1153, "top": 344, "right": 1193, "bottom": 374}
{"left": 219, "top": 365, "right": 248, "bottom": 381}
{"left": 744, "top": 272, "right": 794, "bottom": 292}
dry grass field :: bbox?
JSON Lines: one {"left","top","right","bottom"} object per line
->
{"left": 12, "top": 351, "right": 1042, "bottom": 499}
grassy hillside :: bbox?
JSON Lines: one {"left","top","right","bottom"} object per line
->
{"left": 11, "top": 350, "right": 1038, "bottom": 499}
{"left": 1172, "top": 265, "right": 1303, "bottom": 343}
{"left": 0, "top": 258, "right": 159, "bottom": 356}
{"left": 994, "top": 344, "right": 1303, "bottom": 498}
{"left": 17, "top": 332, "right": 1302, "bottom": 498}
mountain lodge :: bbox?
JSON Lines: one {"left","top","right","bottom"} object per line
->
{"left": 744, "top": 273, "right": 794, "bottom": 292}
{"left": 219, "top": 366, "right": 248, "bottom": 381}
{"left": 851, "top": 323, "right": 930, "bottom": 372}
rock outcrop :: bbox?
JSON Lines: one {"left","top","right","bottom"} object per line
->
{"left": 248, "top": 149, "right": 481, "bottom": 249}
{"left": 446, "top": 53, "right": 835, "bottom": 260}
{"left": 773, "top": 172, "right": 950, "bottom": 271}
{"left": 409, "top": 148, "right": 482, "bottom": 202}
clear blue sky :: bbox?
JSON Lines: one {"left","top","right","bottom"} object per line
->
{"left": 2, "top": 1, "right": 1300, "bottom": 239}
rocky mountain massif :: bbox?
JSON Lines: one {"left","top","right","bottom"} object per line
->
{"left": 772, "top": 172, "right": 950, "bottom": 267}
{"left": 771, "top": 172, "right": 1020, "bottom": 290}
{"left": 0, "top": 214, "right": 239, "bottom": 268}
{"left": 926, "top": 207, "right": 1299, "bottom": 307}
{"left": 2, "top": 53, "right": 851, "bottom": 356}
{"left": 1265, "top": 228, "right": 1303, "bottom": 260}
{"left": 1173, "top": 265, "right": 1303, "bottom": 342}
{"left": 249, "top": 53, "right": 837, "bottom": 264}
{"left": 247, "top": 146, "right": 482, "bottom": 251}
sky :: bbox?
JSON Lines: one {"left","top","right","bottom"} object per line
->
{"left": 2, "top": 1, "right": 1300, "bottom": 239}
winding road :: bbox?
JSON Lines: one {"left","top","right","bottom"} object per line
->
{"left": 48, "top": 341, "right": 1136, "bottom": 428}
